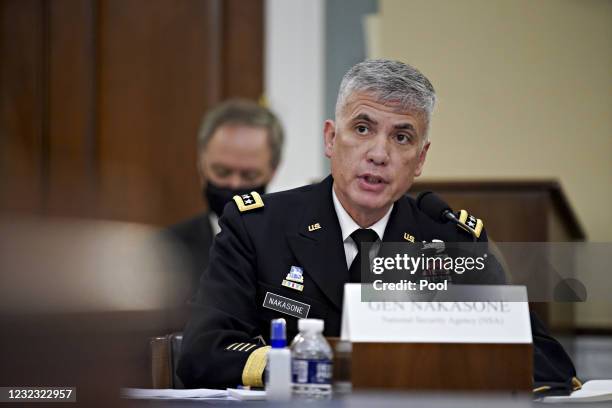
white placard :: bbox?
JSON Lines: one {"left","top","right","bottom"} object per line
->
{"left": 341, "top": 284, "right": 532, "bottom": 344}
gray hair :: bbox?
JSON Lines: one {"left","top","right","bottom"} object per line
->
{"left": 335, "top": 59, "right": 436, "bottom": 136}
{"left": 197, "top": 99, "right": 284, "bottom": 169}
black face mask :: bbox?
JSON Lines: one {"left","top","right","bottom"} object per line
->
{"left": 204, "top": 181, "right": 267, "bottom": 217}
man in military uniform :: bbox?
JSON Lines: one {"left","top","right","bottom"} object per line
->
{"left": 177, "top": 60, "right": 576, "bottom": 393}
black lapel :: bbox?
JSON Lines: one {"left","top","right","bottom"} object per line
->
{"left": 287, "top": 176, "right": 348, "bottom": 310}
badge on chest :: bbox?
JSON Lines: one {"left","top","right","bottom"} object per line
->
{"left": 281, "top": 265, "right": 304, "bottom": 292}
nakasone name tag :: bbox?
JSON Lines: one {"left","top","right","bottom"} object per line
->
{"left": 340, "top": 284, "right": 532, "bottom": 344}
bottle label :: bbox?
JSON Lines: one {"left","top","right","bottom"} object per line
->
{"left": 292, "top": 358, "right": 333, "bottom": 384}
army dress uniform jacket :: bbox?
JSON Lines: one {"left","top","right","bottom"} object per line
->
{"left": 177, "top": 175, "right": 576, "bottom": 392}
{"left": 177, "top": 175, "right": 504, "bottom": 388}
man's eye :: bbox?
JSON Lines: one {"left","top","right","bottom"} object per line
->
{"left": 213, "top": 167, "right": 231, "bottom": 178}
{"left": 394, "top": 133, "right": 412, "bottom": 145}
{"left": 355, "top": 125, "right": 369, "bottom": 135}
{"left": 241, "top": 171, "right": 260, "bottom": 182}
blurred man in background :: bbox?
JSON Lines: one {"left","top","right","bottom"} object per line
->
{"left": 167, "top": 99, "right": 284, "bottom": 296}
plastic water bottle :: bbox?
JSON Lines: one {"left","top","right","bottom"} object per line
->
{"left": 290, "top": 319, "right": 333, "bottom": 399}
{"left": 265, "top": 318, "right": 292, "bottom": 401}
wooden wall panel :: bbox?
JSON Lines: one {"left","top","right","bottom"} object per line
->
{"left": 221, "top": 0, "right": 264, "bottom": 99}
{"left": 0, "top": 0, "right": 46, "bottom": 213}
{"left": 46, "top": 0, "right": 98, "bottom": 216}
{"left": 96, "top": 0, "right": 218, "bottom": 224}
{"left": 0, "top": 0, "right": 264, "bottom": 226}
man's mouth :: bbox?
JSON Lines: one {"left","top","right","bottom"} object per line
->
{"left": 359, "top": 174, "right": 387, "bottom": 185}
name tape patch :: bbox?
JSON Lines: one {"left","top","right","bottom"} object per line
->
{"left": 263, "top": 292, "right": 310, "bottom": 319}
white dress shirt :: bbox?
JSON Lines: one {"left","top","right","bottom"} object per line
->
{"left": 209, "top": 213, "right": 221, "bottom": 236}
{"left": 332, "top": 185, "right": 394, "bottom": 269}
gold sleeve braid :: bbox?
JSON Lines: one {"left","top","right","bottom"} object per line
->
{"left": 241, "top": 346, "right": 271, "bottom": 387}
{"left": 533, "top": 385, "right": 551, "bottom": 393}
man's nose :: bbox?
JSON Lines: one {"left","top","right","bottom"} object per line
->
{"left": 366, "top": 135, "right": 390, "bottom": 165}
{"left": 227, "top": 173, "right": 244, "bottom": 189}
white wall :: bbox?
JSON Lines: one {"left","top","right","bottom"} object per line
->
{"left": 265, "top": 0, "right": 326, "bottom": 192}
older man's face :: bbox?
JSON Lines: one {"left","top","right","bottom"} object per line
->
{"left": 199, "top": 124, "right": 275, "bottom": 189}
{"left": 324, "top": 92, "right": 430, "bottom": 225}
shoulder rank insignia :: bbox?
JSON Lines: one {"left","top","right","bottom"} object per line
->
{"left": 457, "top": 209, "right": 484, "bottom": 238}
{"left": 233, "top": 191, "right": 264, "bottom": 212}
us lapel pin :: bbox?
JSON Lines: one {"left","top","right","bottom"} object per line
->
{"left": 308, "top": 223, "right": 321, "bottom": 232}
{"left": 403, "top": 232, "right": 415, "bottom": 242}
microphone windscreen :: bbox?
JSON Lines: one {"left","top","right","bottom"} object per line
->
{"left": 416, "top": 191, "right": 452, "bottom": 222}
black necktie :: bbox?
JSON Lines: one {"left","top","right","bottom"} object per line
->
{"left": 348, "top": 228, "right": 379, "bottom": 283}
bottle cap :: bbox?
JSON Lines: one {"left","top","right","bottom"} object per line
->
{"left": 270, "top": 318, "right": 287, "bottom": 348}
{"left": 298, "top": 318, "right": 324, "bottom": 333}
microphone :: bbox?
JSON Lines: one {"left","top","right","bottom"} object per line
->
{"left": 416, "top": 192, "right": 503, "bottom": 281}
{"left": 417, "top": 191, "right": 479, "bottom": 241}
{"left": 416, "top": 191, "right": 459, "bottom": 224}
{"left": 416, "top": 191, "right": 480, "bottom": 242}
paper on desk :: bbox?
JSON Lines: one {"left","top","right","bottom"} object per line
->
{"left": 121, "top": 387, "right": 228, "bottom": 400}
{"left": 540, "top": 380, "right": 612, "bottom": 403}
{"left": 226, "top": 388, "right": 266, "bottom": 400}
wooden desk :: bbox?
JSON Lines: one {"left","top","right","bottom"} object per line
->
{"left": 328, "top": 338, "right": 532, "bottom": 391}
{"left": 351, "top": 343, "right": 532, "bottom": 391}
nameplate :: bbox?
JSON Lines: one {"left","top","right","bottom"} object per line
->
{"left": 341, "top": 284, "right": 532, "bottom": 343}
{"left": 262, "top": 292, "right": 310, "bottom": 319}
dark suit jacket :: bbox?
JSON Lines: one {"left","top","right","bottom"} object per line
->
{"left": 166, "top": 212, "right": 215, "bottom": 299}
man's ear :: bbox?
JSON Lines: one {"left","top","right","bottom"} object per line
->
{"left": 414, "top": 141, "right": 431, "bottom": 177}
{"left": 323, "top": 120, "right": 336, "bottom": 158}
